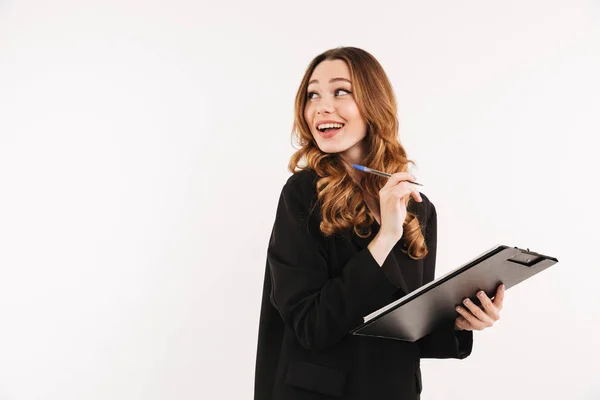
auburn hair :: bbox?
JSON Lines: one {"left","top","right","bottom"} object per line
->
{"left": 288, "top": 46, "right": 428, "bottom": 260}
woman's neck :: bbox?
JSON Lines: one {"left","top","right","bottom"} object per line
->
{"left": 338, "top": 155, "right": 364, "bottom": 186}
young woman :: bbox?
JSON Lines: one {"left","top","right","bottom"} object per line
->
{"left": 254, "top": 46, "right": 504, "bottom": 400}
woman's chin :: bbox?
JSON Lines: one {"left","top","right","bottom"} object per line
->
{"left": 318, "top": 145, "right": 344, "bottom": 154}
{"left": 313, "top": 139, "right": 340, "bottom": 152}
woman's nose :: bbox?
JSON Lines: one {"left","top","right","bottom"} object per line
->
{"left": 316, "top": 96, "right": 335, "bottom": 114}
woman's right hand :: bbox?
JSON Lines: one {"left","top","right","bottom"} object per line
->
{"left": 377, "top": 172, "right": 422, "bottom": 243}
{"left": 366, "top": 172, "right": 423, "bottom": 267}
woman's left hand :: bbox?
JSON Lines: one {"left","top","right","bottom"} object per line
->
{"left": 454, "top": 284, "right": 504, "bottom": 331}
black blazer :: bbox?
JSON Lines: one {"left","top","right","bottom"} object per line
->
{"left": 255, "top": 169, "right": 473, "bottom": 400}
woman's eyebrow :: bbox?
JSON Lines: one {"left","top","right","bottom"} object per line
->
{"left": 308, "top": 77, "right": 352, "bottom": 86}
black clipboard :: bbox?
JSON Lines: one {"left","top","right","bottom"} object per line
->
{"left": 350, "top": 245, "right": 558, "bottom": 342}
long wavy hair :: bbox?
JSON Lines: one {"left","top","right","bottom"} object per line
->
{"left": 288, "top": 46, "right": 428, "bottom": 260}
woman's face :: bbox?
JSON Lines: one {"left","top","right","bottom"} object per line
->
{"left": 304, "top": 59, "right": 368, "bottom": 164}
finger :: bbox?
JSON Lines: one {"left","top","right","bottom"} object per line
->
{"left": 455, "top": 316, "right": 472, "bottom": 331}
{"left": 476, "top": 290, "right": 501, "bottom": 320}
{"left": 382, "top": 172, "right": 417, "bottom": 190}
{"left": 492, "top": 284, "right": 505, "bottom": 309}
{"left": 462, "top": 298, "right": 495, "bottom": 327}
{"left": 411, "top": 190, "right": 422, "bottom": 203}
{"left": 456, "top": 305, "right": 487, "bottom": 331}
{"left": 391, "top": 182, "right": 422, "bottom": 202}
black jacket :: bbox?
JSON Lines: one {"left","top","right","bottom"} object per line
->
{"left": 255, "top": 169, "right": 473, "bottom": 400}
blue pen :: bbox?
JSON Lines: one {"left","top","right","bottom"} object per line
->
{"left": 352, "top": 164, "right": 423, "bottom": 186}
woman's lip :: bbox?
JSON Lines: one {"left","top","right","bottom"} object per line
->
{"left": 317, "top": 127, "right": 343, "bottom": 138}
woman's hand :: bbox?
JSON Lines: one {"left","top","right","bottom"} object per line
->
{"left": 454, "top": 284, "right": 505, "bottom": 331}
{"left": 377, "top": 172, "right": 421, "bottom": 243}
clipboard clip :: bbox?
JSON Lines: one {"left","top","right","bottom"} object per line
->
{"left": 507, "top": 249, "right": 544, "bottom": 267}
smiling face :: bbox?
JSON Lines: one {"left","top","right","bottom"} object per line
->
{"left": 304, "top": 59, "right": 368, "bottom": 165}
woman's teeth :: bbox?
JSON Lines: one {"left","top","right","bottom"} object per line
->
{"left": 318, "top": 123, "right": 344, "bottom": 132}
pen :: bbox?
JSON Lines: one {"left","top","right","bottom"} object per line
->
{"left": 351, "top": 164, "right": 423, "bottom": 186}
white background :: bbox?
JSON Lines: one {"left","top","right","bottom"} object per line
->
{"left": 1, "top": 0, "right": 599, "bottom": 399}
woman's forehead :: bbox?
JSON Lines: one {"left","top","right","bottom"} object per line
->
{"left": 308, "top": 60, "right": 351, "bottom": 85}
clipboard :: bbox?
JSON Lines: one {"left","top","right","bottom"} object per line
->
{"left": 350, "top": 245, "right": 558, "bottom": 342}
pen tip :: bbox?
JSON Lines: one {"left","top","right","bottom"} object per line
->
{"left": 352, "top": 164, "right": 365, "bottom": 171}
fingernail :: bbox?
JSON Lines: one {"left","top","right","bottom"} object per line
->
{"left": 456, "top": 306, "right": 461, "bottom": 312}
{"left": 478, "top": 291, "right": 484, "bottom": 297}
{"left": 500, "top": 285, "right": 505, "bottom": 291}
{"left": 463, "top": 299, "right": 470, "bottom": 305}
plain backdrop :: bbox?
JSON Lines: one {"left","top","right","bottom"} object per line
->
{"left": 1, "top": 0, "right": 599, "bottom": 399}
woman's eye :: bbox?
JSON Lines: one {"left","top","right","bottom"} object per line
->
{"left": 307, "top": 88, "right": 351, "bottom": 100}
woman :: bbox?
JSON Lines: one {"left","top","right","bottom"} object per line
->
{"left": 254, "top": 46, "right": 504, "bottom": 400}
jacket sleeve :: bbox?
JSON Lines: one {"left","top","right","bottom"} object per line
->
{"left": 267, "top": 179, "right": 402, "bottom": 352}
{"left": 416, "top": 201, "right": 473, "bottom": 359}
